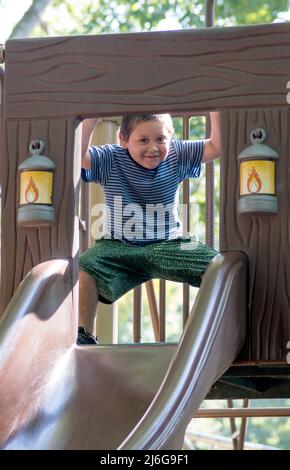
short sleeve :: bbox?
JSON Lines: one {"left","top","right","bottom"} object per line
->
{"left": 173, "top": 140, "right": 204, "bottom": 182}
{"left": 81, "top": 144, "right": 114, "bottom": 185}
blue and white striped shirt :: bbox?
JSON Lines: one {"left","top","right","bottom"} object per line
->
{"left": 81, "top": 140, "right": 204, "bottom": 244}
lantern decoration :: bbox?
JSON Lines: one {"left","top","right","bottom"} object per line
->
{"left": 18, "top": 139, "right": 55, "bottom": 226}
{"left": 238, "top": 128, "right": 278, "bottom": 214}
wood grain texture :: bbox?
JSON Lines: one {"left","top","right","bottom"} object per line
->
{"left": 220, "top": 109, "right": 290, "bottom": 360}
{"left": 4, "top": 22, "right": 290, "bottom": 120}
{"left": 0, "top": 117, "right": 81, "bottom": 312}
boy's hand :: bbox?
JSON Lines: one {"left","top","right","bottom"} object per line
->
{"left": 203, "top": 111, "right": 221, "bottom": 163}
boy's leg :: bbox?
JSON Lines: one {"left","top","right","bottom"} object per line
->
{"left": 79, "top": 270, "right": 99, "bottom": 334}
{"left": 148, "top": 238, "right": 218, "bottom": 287}
{"left": 78, "top": 239, "right": 152, "bottom": 343}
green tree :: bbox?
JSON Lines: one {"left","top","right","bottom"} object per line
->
{"left": 31, "top": 0, "right": 289, "bottom": 37}
{"left": 215, "top": 0, "right": 289, "bottom": 26}
{"left": 2, "top": 1, "right": 289, "bottom": 41}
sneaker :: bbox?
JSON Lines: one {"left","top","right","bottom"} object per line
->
{"left": 77, "top": 327, "right": 99, "bottom": 345}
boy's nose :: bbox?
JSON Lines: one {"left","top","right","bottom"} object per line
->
{"left": 148, "top": 142, "right": 159, "bottom": 151}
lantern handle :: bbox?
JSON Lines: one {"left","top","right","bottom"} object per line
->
{"left": 250, "top": 128, "right": 266, "bottom": 144}
{"left": 29, "top": 139, "right": 45, "bottom": 156}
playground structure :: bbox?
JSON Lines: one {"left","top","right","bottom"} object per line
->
{"left": 0, "top": 18, "right": 289, "bottom": 449}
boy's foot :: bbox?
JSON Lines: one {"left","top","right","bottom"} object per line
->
{"left": 77, "top": 327, "right": 99, "bottom": 345}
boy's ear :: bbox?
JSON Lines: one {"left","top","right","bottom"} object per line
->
{"left": 119, "top": 132, "right": 128, "bottom": 148}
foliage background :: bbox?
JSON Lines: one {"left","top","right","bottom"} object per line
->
{"left": 0, "top": 0, "right": 289, "bottom": 40}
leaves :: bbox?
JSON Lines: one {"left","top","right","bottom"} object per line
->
{"left": 30, "top": 0, "right": 289, "bottom": 37}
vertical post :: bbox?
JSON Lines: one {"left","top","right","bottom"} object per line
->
{"left": 133, "top": 285, "right": 142, "bottom": 343}
{"left": 159, "top": 279, "right": 166, "bottom": 341}
{"left": 89, "top": 119, "right": 119, "bottom": 343}
{"left": 145, "top": 281, "right": 160, "bottom": 341}
{"left": 182, "top": 115, "right": 190, "bottom": 326}
{"left": 205, "top": 0, "right": 215, "bottom": 249}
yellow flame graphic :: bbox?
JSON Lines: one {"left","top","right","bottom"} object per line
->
{"left": 25, "top": 177, "right": 39, "bottom": 203}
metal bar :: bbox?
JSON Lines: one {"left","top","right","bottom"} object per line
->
{"left": 133, "top": 285, "right": 142, "bottom": 343}
{"left": 238, "top": 399, "right": 250, "bottom": 450}
{"left": 205, "top": 0, "right": 215, "bottom": 249}
{"left": 205, "top": 143, "right": 215, "bottom": 247}
{"left": 182, "top": 116, "right": 190, "bottom": 326}
{"left": 145, "top": 281, "right": 160, "bottom": 341}
{"left": 159, "top": 279, "right": 166, "bottom": 341}
{"left": 228, "top": 399, "right": 239, "bottom": 450}
{"left": 185, "top": 429, "right": 278, "bottom": 451}
{"left": 194, "top": 407, "right": 290, "bottom": 418}
{"left": 182, "top": 284, "right": 190, "bottom": 329}
{"left": 205, "top": 0, "right": 215, "bottom": 27}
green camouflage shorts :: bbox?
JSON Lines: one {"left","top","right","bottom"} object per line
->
{"left": 79, "top": 237, "right": 218, "bottom": 304}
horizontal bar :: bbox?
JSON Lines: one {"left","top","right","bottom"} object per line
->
{"left": 195, "top": 407, "right": 290, "bottom": 418}
{"left": 5, "top": 22, "right": 290, "bottom": 119}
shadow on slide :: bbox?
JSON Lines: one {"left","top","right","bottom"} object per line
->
{"left": 0, "top": 251, "right": 247, "bottom": 449}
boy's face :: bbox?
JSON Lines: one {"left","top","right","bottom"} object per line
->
{"left": 120, "top": 120, "right": 172, "bottom": 170}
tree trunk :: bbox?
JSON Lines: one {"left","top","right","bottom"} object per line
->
{"left": 9, "top": 0, "right": 52, "bottom": 39}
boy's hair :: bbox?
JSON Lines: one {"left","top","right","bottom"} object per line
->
{"left": 120, "top": 113, "right": 174, "bottom": 141}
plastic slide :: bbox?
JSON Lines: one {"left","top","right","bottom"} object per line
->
{"left": 0, "top": 251, "right": 247, "bottom": 449}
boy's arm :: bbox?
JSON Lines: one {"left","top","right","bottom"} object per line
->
{"left": 81, "top": 118, "right": 102, "bottom": 170}
{"left": 203, "top": 111, "right": 221, "bottom": 163}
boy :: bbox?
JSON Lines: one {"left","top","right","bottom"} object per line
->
{"left": 78, "top": 112, "right": 220, "bottom": 344}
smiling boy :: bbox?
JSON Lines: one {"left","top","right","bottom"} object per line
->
{"left": 78, "top": 112, "right": 220, "bottom": 345}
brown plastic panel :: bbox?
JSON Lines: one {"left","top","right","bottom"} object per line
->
{"left": 220, "top": 109, "right": 290, "bottom": 360}
{"left": 0, "top": 117, "right": 82, "bottom": 313}
{"left": 4, "top": 22, "right": 290, "bottom": 120}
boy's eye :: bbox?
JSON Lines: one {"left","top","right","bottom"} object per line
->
{"left": 138, "top": 136, "right": 167, "bottom": 144}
